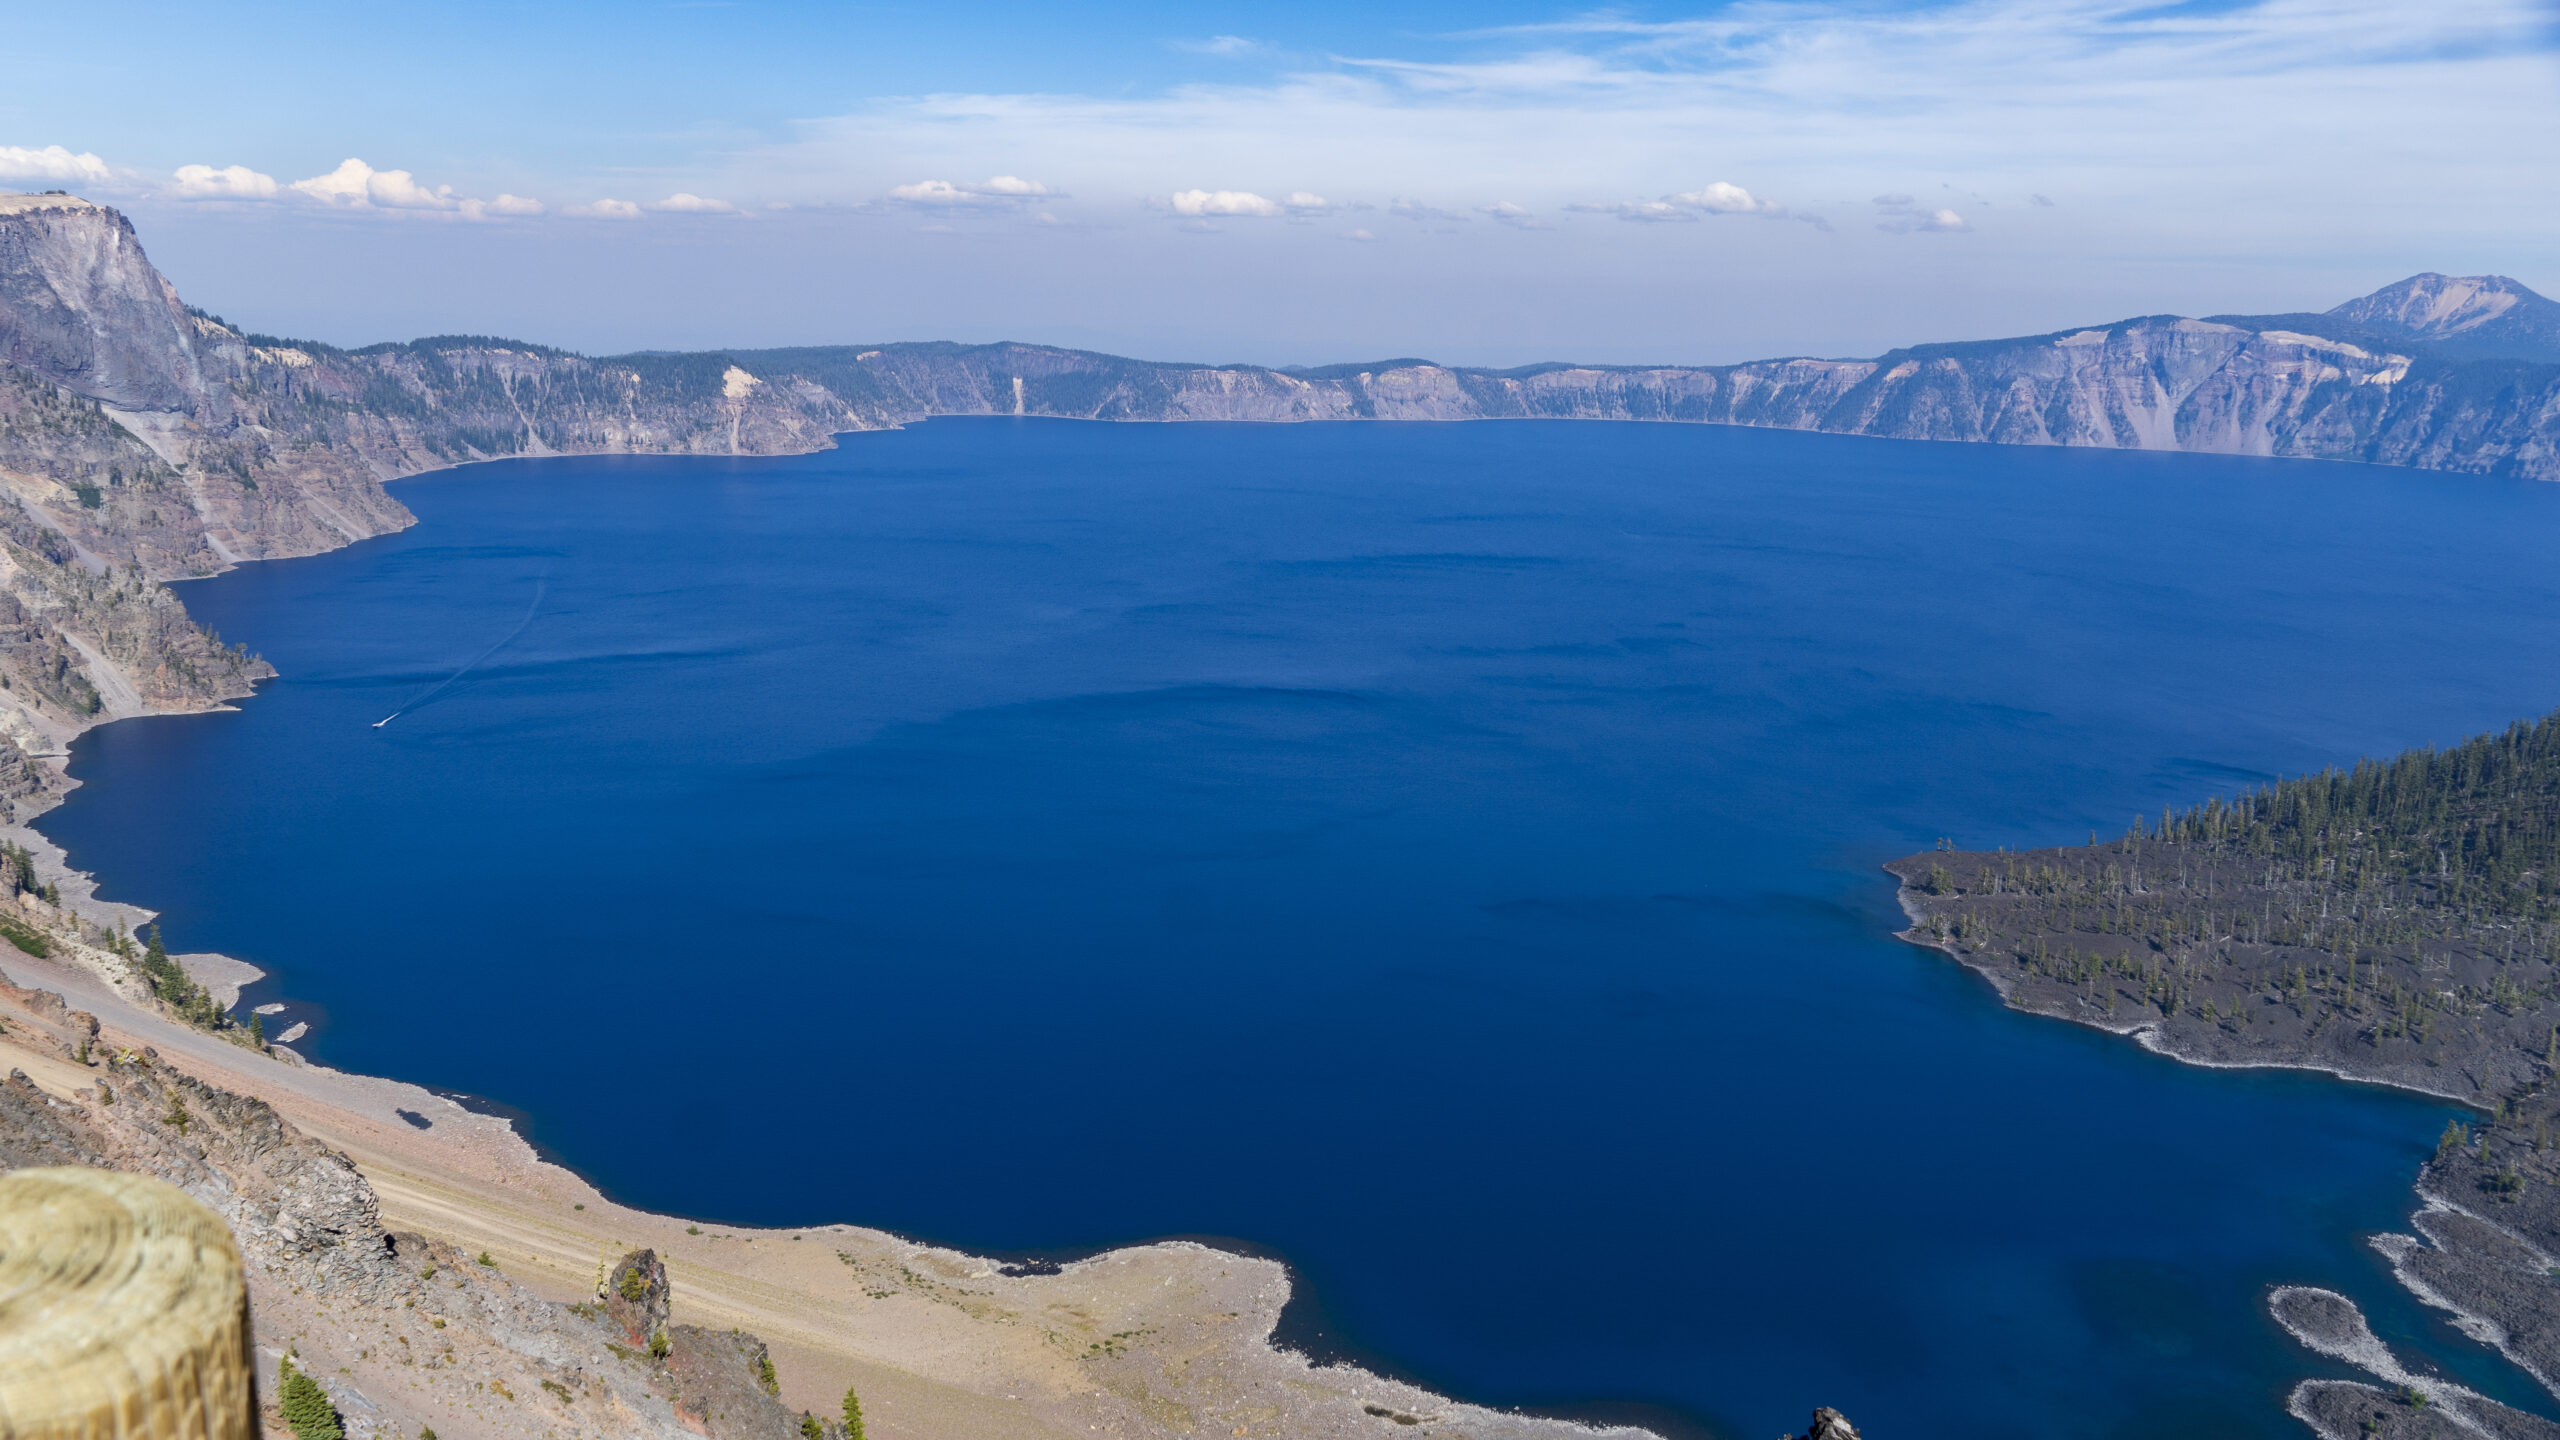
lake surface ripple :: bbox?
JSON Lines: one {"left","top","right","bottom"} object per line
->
{"left": 46, "top": 419, "right": 2560, "bottom": 1438}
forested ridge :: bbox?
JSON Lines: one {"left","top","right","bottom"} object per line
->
{"left": 2145, "top": 710, "right": 2560, "bottom": 917}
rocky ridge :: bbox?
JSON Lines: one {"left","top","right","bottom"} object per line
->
{"left": 0, "top": 189, "right": 2555, "bottom": 822}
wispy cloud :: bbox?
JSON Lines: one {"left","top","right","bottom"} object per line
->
{"left": 1873, "top": 194, "right": 1969, "bottom": 233}
{"left": 1388, "top": 197, "right": 1469, "bottom": 224}
{"left": 713, "top": 0, "right": 2547, "bottom": 261}
{"left": 1177, "top": 35, "right": 1260, "bottom": 57}
{"left": 647, "top": 192, "right": 735, "bottom": 214}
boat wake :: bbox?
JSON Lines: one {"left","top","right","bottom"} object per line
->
{"left": 373, "top": 577, "right": 546, "bottom": 729}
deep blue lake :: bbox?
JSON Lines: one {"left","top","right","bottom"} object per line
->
{"left": 44, "top": 419, "right": 2560, "bottom": 1438}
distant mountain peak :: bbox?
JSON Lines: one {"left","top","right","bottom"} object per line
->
{"left": 2327, "top": 273, "right": 2560, "bottom": 363}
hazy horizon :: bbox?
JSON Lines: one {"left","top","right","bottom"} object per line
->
{"left": 10, "top": 0, "right": 2556, "bottom": 367}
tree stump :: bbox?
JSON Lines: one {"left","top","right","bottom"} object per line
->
{"left": 0, "top": 1166, "right": 254, "bottom": 1439}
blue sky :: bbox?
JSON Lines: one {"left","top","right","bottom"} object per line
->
{"left": 7, "top": 0, "right": 2555, "bottom": 363}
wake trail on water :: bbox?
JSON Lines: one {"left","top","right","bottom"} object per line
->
{"left": 374, "top": 578, "right": 547, "bottom": 728}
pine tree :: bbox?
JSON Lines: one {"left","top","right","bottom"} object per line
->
{"left": 277, "top": 1357, "right": 344, "bottom": 1440}
{"left": 842, "top": 1386, "right": 865, "bottom": 1440}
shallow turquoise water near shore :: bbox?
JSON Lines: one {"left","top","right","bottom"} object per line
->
{"left": 43, "top": 419, "right": 2560, "bottom": 1437}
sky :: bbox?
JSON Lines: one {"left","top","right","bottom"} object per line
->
{"left": 6, "top": 0, "right": 2556, "bottom": 365}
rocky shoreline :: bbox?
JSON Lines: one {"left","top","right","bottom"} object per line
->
{"left": 0, "top": 849, "right": 1678, "bottom": 1440}
{"left": 1888, "top": 806, "right": 2560, "bottom": 1437}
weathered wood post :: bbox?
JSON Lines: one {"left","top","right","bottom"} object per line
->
{"left": 0, "top": 1166, "right": 255, "bottom": 1439}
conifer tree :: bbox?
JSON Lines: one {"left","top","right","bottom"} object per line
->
{"left": 843, "top": 1386, "right": 866, "bottom": 1440}
{"left": 277, "top": 1357, "right": 344, "bottom": 1440}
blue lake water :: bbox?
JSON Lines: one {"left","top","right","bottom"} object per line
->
{"left": 44, "top": 419, "right": 2560, "bottom": 1438}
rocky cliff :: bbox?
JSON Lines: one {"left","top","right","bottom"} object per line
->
{"left": 0, "top": 1041, "right": 837, "bottom": 1440}
{"left": 0, "top": 187, "right": 2554, "bottom": 814}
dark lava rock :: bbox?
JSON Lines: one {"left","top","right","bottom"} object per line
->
{"left": 605, "top": 1247, "right": 671, "bottom": 1348}
{"left": 1791, "top": 1410, "right": 1860, "bottom": 1440}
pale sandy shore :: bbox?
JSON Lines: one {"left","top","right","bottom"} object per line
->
{"left": 0, "top": 847, "right": 1661, "bottom": 1440}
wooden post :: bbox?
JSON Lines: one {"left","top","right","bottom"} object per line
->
{"left": 0, "top": 1166, "right": 255, "bottom": 1439}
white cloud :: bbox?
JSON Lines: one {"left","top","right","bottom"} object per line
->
{"left": 1171, "top": 188, "right": 1282, "bottom": 217}
{"left": 889, "top": 179, "right": 971, "bottom": 204}
{"left": 1179, "top": 35, "right": 1260, "bottom": 56}
{"left": 888, "top": 176, "right": 1052, "bottom": 207}
{"left": 1874, "top": 195, "right": 1969, "bottom": 233}
{"left": 172, "top": 163, "right": 277, "bottom": 200}
{"left": 570, "top": 198, "right": 645, "bottom": 219}
{"left": 1478, "top": 200, "right": 1545, "bottom": 229}
{"left": 0, "top": 145, "right": 112, "bottom": 186}
{"left": 1285, "top": 191, "right": 1330, "bottom": 213}
{"left": 284, "top": 158, "right": 546, "bottom": 219}
{"left": 1666, "top": 182, "right": 1781, "bottom": 216}
{"left": 290, "top": 158, "right": 457, "bottom": 210}
{"left": 366, "top": 168, "right": 458, "bottom": 210}
{"left": 648, "top": 192, "right": 735, "bottom": 213}
{"left": 291, "top": 158, "right": 375, "bottom": 206}
{"left": 1568, "top": 199, "right": 1691, "bottom": 223}
{"left": 460, "top": 194, "right": 545, "bottom": 219}
{"left": 1343, "top": 228, "right": 1378, "bottom": 242}
{"left": 1572, "top": 182, "right": 1787, "bottom": 222}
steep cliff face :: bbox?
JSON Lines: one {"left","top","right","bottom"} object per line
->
{"left": 732, "top": 318, "right": 2560, "bottom": 482}
{"left": 0, "top": 188, "right": 2552, "bottom": 808}
{"left": 0, "top": 195, "right": 204, "bottom": 412}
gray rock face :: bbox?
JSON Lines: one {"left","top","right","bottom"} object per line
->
{"left": 2328, "top": 273, "right": 2560, "bottom": 364}
{"left": 0, "top": 985, "right": 789, "bottom": 1440}
{"left": 1797, "top": 1408, "right": 1860, "bottom": 1440}
{"left": 0, "top": 195, "right": 203, "bottom": 412}
{"left": 663, "top": 1325, "right": 824, "bottom": 1440}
